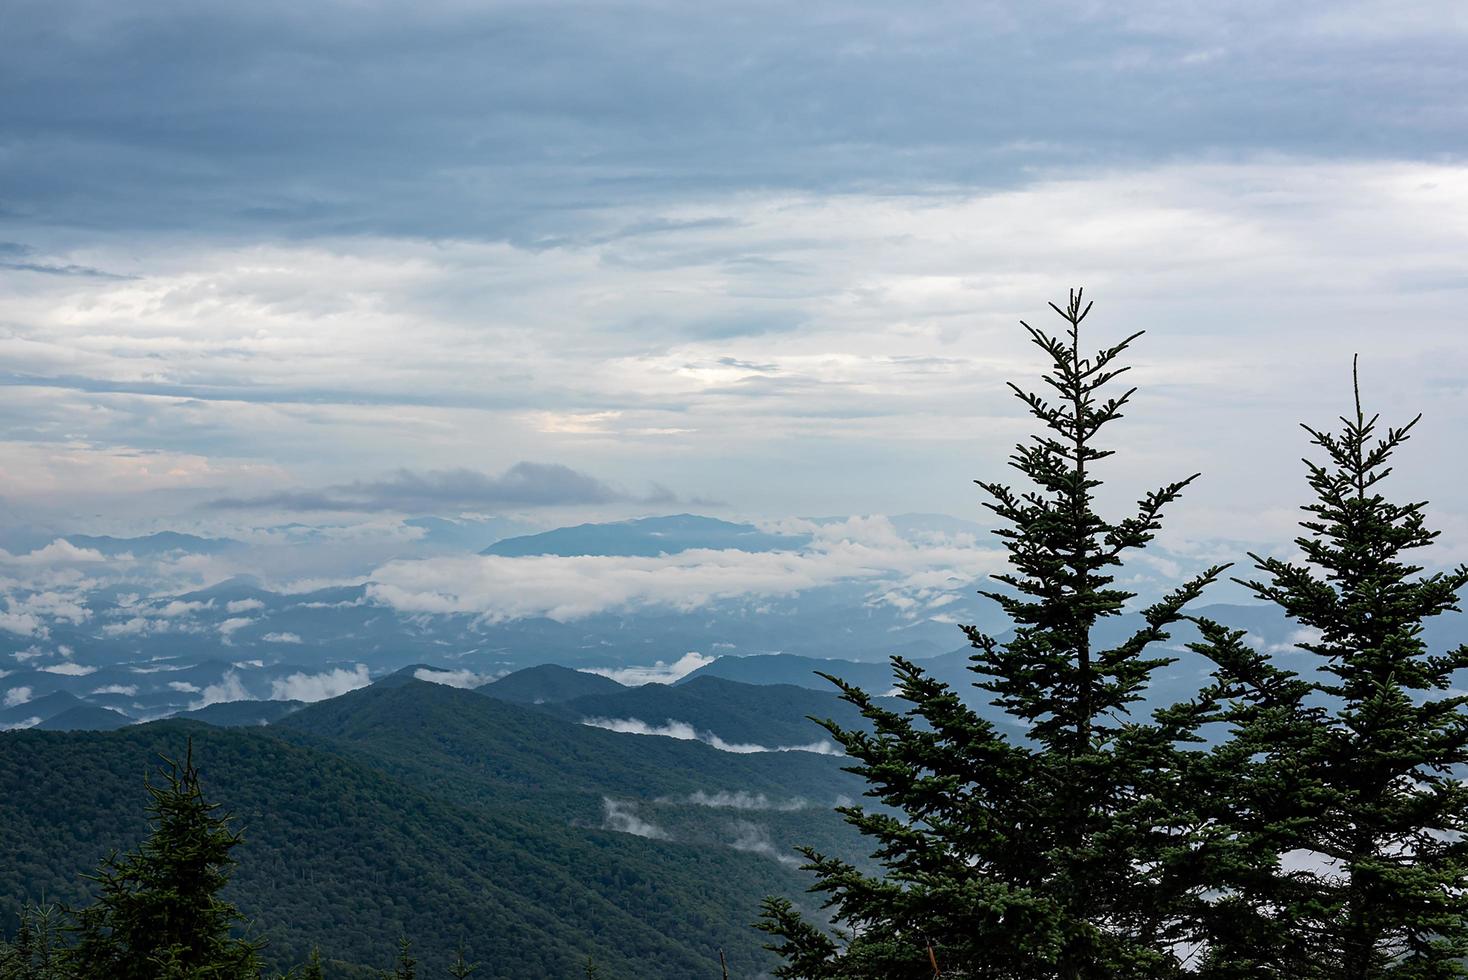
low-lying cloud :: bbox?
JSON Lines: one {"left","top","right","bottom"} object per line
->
{"left": 728, "top": 821, "right": 802, "bottom": 867}
{"left": 582, "top": 716, "right": 843, "bottom": 755}
{"left": 601, "top": 798, "right": 669, "bottom": 840}
{"left": 582, "top": 652, "right": 712, "bottom": 687}
{"left": 269, "top": 665, "right": 371, "bottom": 702}
{"left": 679, "top": 790, "right": 812, "bottom": 811}
{"left": 412, "top": 667, "right": 494, "bottom": 689}
{"left": 368, "top": 517, "right": 1002, "bottom": 623}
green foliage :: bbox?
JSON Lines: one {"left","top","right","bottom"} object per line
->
{"left": 0, "top": 903, "right": 66, "bottom": 980}
{"left": 64, "top": 739, "right": 263, "bottom": 979}
{"left": 1188, "top": 361, "right": 1468, "bottom": 977}
{"left": 760, "top": 292, "right": 1225, "bottom": 977}
{"left": 1, "top": 698, "right": 846, "bottom": 977}
{"left": 446, "top": 944, "right": 475, "bottom": 980}
{"left": 386, "top": 937, "right": 415, "bottom": 980}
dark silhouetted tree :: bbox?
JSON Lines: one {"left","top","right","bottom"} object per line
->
{"left": 759, "top": 291, "right": 1224, "bottom": 978}
{"left": 1187, "top": 360, "right": 1468, "bottom": 978}
{"left": 64, "top": 739, "right": 262, "bottom": 979}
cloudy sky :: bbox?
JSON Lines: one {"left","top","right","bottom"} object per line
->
{"left": 3, "top": 0, "right": 1466, "bottom": 558}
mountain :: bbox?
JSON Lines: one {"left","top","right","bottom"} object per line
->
{"left": 482, "top": 513, "right": 810, "bottom": 557}
{"left": 481, "top": 663, "right": 627, "bottom": 703}
{"left": 32, "top": 704, "right": 133, "bottom": 731}
{"left": 61, "top": 532, "right": 241, "bottom": 557}
{"left": 277, "top": 680, "right": 857, "bottom": 810}
{"left": 171, "top": 699, "right": 306, "bottom": 727}
{"left": 0, "top": 690, "right": 86, "bottom": 728}
{"left": 0, "top": 720, "right": 829, "bottom": 977}
{"left": 546, "top": 674, "right": 861, "bottom": 749}
{"left": 681, "top": 651, "right": 905, "bottom": 692}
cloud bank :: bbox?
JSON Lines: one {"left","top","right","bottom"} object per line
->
{"left": 367, "top": 517, "right": 1002, "bottom": 622}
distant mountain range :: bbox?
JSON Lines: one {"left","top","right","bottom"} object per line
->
{"left": 481, "top": 513, "right": 811, "bottom": 557}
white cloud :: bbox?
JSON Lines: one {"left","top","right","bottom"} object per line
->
{"left": 261, "top": 632, "right": 302, "bottom": 644}
{"left": 167, "top": 680, "right": 201, "bottom": 693}
{"left": 367, "top": 520, "right": 1003, "bottom": 623}
{"left": 601, "top": 798, "right": 669, "bottom": 840}
{"left": 103, "top": 617, "right": 157, "bottom": 637}
{"left": 1, "top": 159, "right": 1467, "bottom": 547}
{"left": 10, "top": 541, "right": 108, "bottom": 564}
{"left": 0, "top": 610, "right": 42, "bottom": 636}
{"left": 158, "top": 600, "right": 211, "bottom": 618}
{"left": 412, "top": 667, "right": 491, "bottom": 689}
{"left": 0, "top": 716, "right": 41, "bottom": 731}
{"left": 39, "top": 662, "right": 97, "bottom": 676}
{"left": 582, "top": 652, "right": 713, "bottom": 687}
{"left": 190, "top": 671, "right": 252, "bottom": 709}
{"left": 268, "top": 665, "right": 371, "bottom": 702}
{"left": 226, "top": 598, "right": 264, "bottom": 613}
{"left": 581, "top": 717, "right": 843, "bottom": 755}
{"left": 92, "top": 684, "right": 138, "bottom": 696}
{"left": 729, "top": 821, "right": 802, "bottom": 867}
{"left": 3, "top": 686, "right": 33, "bottom": 708}
{"left": 679, "top": 791, "right": 811, "bottom": 811}
{"left": 217, "top": 617, "right": 254, "bottom": 640}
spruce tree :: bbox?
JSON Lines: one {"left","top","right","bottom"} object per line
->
{"left": 446, "top": 943, "right": 476, "bottom": 980}
{"left": 302, "top": 946, "right": 325, "bottom": 980}
{"left": 0, "top": 903, "right": 65, "bottom": 980}
{"left": 759, "top": 291, "right": 1224, "bottom": 978}
{"left": 388, "top": 937, "right": 416, "bottom": 980}
{"left": 64, "top": 739, "right": 262, "bottom": 980}
{"left": 1188, "top": 360, "right": 1468, "bottom": 977}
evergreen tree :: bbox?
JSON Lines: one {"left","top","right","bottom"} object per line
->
{"left": 1188, "top": 360, "right": 1468, "bottom": 977}
{"left": 302, "top": 946, "right": 325, "bottom": 980}
{"left": 0, "top": 904, "right": 65, "bottom": 980}
{"left": 387, "top": 937, "right": 416, "bottom": 980}
{"left": 64, "top": 739, "right": 262, "bottom": 979}
{"left": 759, "top": 291, "right": 1224, "bottom": 978}
{"left": 446, "top": 943, "right": 476, "bottom": 980}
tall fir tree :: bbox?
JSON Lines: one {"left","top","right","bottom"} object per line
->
{"left": 64, "top": 739, "right": 263, "bottom": 979}
{"left": 1187, "top": 360, "right": 1468, "bottom": 977}
{"left": 759, "top": 291, "right": 1224, "bottom": 978}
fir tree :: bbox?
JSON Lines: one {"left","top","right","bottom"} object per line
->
{"left": 388, "top": 936, "right": 416, "bottom": 980}
{"left": 64, "top": 739, "right": 262, "bottom": 979}
{"left": 446, "top": 943, "right": 476, "bottom": 980}
{"left": 0, "top": 903, "right": 65, "bottom": 980}
{"left": 759, "top": 291, "right": 1224, "bottom": 978}
{"left": 1188, "top": 360, "right": 1468, "bottom": 977}
{"left": 302, "top": 946, "right": 325, "bottom": 980}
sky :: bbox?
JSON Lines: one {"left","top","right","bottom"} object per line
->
{"left": 3, "top": 0, "right": 1467, "bottom": 564}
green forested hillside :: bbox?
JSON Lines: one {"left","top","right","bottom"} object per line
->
{"left": 277, "top": 680, "right": 859, "bottom": 812}
{"left": 1, "top": 684, "right": 864, "bottom": 977}
{"left": 480, "top": 663, "right": 627, "bottom": 703}
{"left": 541, "top": 674, "right": 867, "bottom": 748}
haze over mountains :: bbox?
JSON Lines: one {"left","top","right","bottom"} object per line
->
{"left": 5, "top": 508, "right": 1466, "bottom": 974}
{"left": 4, "top": 511, "right": 1466, "bottom": 734}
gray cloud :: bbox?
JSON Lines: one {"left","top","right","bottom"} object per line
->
{"left": 206, "top": 462, "right": 678, "bottom": 512}
{"left": 3, "top": 1, "right": 1465, "bottom": 241}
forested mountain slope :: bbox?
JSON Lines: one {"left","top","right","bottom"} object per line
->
{"left": 2, "top": 684, "right": 864, "bottom": 977}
